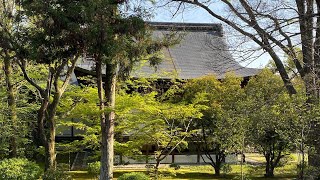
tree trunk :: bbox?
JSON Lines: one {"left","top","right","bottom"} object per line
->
{"left": 214, "top": 154, "right": 222, "bottom": 176}
{"left": 264, "top": 153, "right": 274, "bottom": 177}
{"left": 96, "top": 60, "right": 107, "bottom": 179}
{"left": 214, "top": 166, "right": 220, "bottom": 176}
{"left": 44, "top": 92, "right": 60, "bottom": 170}
{"left": 265, "top": 165, "right": 275, "bottom": 178}
{"left": 38, "top": 93, "right": 60, "bottom": 170}
{"left": 98, "top": 61, "right": 117, "bottom": 180}
{"left": 3, "top": 57, "right": 17, "bottom": 158}
{"left": 36, "top": 87, "right": 52, "bottom": 170}
{"left": 308, "top": 1, "right": 320, "bottom": 168}
{"left": 44, "top": 137, "right": 56, "bottom": 170}
{"left": 155, "top": 159, "right": 161, "bottom": 179}
{"left": 34, "top": 60, "right": 76, "bottom": 170}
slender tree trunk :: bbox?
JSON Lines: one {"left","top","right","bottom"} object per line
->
{"left": 265, "top": 158, "right": 270, "bottom": 177}
{"left": 44, "top": 92, "right": 61, "bottom": 170}
{"left": 105, "top": 62, "right": 117, "bottom": 180}
{"left": 38, "top": 100, "right": 49, "bottom": 169}
{"left": 264, "top": 153, "right": 274, "bottom": 177}
{"left": 38, "top": 95, "right": 60, "bottom": 170}
{"left": 96, "top": 60, "right": 106, "bottom": 179}
{"left": 214, "top": 155, "right": 221, "bottom": 176}
{"left": 35, "top": 59, "right": 77, "bottom": 170}
{"left": 308, "top": 0, "right": 320, "bottom": 168}
{"left": 36, "top": 69, "right": 54, "bottom": 170}
{"left": 214, "top": 166, "right": 221, "bottom": 176}
{"left": 155, "top": 159, "right": 161, "bottom": 179}
{"left": 214, "top": 154, "right": 222, "bottom": 176}
{"left": 44, "top": 137, "right": 56, "bottom": 170}
{"left": 98, "top": 60, "right": 117, "bottom": 180}
{"left": 3, "top": 56, "right": 17, "bottom": 158}
{"left": 265, "top": 166, "right": 275, "bottom": 178}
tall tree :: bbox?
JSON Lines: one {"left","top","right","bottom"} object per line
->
{"left": 82, "top": 1, "right": 175, "bottom": 178}
{"left": 181, "top": 74, "right": 245, "bottom": 176}
{"left": 1, "top": 0, "right": 87, "bottom": 170}
{"left": 0, "top": 0, "right": 19, "bottom": 158}
{"left": 0, "top": 57, "right": 40, "bottom": 160}
{"left": 244, "top": 69, "right": 304, "bottom": 177}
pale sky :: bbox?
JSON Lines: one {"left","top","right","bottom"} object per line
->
{"left": 148, "top": 2, "right": 270, "bottom": 69}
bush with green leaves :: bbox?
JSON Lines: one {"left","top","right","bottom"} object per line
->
{"left": 221, "top": 164, "right": 232, "bottom": 174}
{"left": 304, "top": 166, "right": 320, "bottom": 180}
{"left": 87, "top": 161, "right": 100, "bottom": 177}
{"left": 0, "top": 158, "right": 42, "bottom": 180}
{"left": 169, "top": 163, "right": 181, "bottom": 170}
{"left": 277, "top": 154, "right": 294, "bottom": 167}
{"left": 42, "top": 166, "right": 72, "bottom": 180}
{"left": 232, "top": 175, "right": 252, "bottom": 180}
{"left": 118, "top": 172, "right": 149, "bottom": 180}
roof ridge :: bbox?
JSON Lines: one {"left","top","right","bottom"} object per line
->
{"left": 146, "top": 21, "right": 223, "bottom": 35}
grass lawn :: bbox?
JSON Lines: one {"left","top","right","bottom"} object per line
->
{"left": 69, "top": 163, "right": 297, "bottom": 180}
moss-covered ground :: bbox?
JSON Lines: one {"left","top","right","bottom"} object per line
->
{"left": 69, "top": 163, "right": 297, "bottom": 179}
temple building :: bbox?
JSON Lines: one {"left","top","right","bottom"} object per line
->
{"left": 57, "top": 22, "right": 260, "bottom": 166}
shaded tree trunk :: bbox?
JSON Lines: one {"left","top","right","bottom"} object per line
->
{"left": 296, "top": 0, "right": 320, "bottom": 168}
{"left": 155, "top": 159, "right": 161, "bottom": 179}
{"left": 308, "top": 0, "right": 320, "bottom": 169}
{"left": 264, "top": 150, "right": 283, "bottom": 178}
{"left": 214, "top": 164, "right": 221, "bottom": 176}
{"left": 37, "top": 99, "right": 51, "bottom": 169}
{"left": 104, "top": 63, "right": 116, "bottom": 179}
{"left": 19, "top": 57, "right": 78, "bottom": 170}
{"left": 98, "top": 60, "right": 117, "bottom": 180}
{"left": 45, "top": 92, "right": 61, "bottom": 170}
{"left": 37, "top": 81, "right": 62, "bottom": 170}
{"left": 3, "top": 56, "right": 17, "bottom": 158}
{"left": 264, "top": 153, "right": 274, "bottom": 177}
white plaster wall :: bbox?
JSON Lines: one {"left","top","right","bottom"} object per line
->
{"left": 114, "top": 154, "right": 237, "bottom": 164}
{"left": 175, "top": 155, "right": 198, "bottom": 163}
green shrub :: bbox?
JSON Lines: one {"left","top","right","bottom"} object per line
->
{"left": 304, "top": 165, "right": 320, "bottom": 180}
{"left": 0, "top": 158, "right": 42, "bottom": 180}
{"left": 87, "top": 161, "right": 100, "bottom": 177}
{"left": 158, "top": 168, "right": 177, "bottom": 178}
{"left": 42, "top": 166, "right": 72, "bottom": 180}
{"left": 58, "top": 163, "right": 70, "bottom": 171}
{"left": 169, "top": 163, "right": 181, "bottom": 170}
{"left": 232, "top": 175, "right": 252, "bottom": 180}
{"left": 221, "top": 164, "right": 232, "bottom": 174}
{"left": 118, "top": 172, "right": 149, "bottom": 180}
{"left": 277, "top": 154, "right": 294, "bottom": 167}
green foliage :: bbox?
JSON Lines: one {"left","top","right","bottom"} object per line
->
{"left": 21, "top": 0, "right": 85, "bottom": 64}
{"left": 0, "top": 158, "right": 42, "bottom": 180}
{"left": 245, "top": 69, "right": 302, "bottom": 157}
{"left": 169, "top": 163, "right": 181, "bottom": 170}
{"left": 57, "top": 85, "right": 100, "bottom": 151}
{"left": 221, "top": 164, "right": 232, "bottom": 174}
{"left": 116, "top": 89, "right": 203, "bottom": 163}
{"left": 232, "top": 175, "right": 252, "bottom": 180}
{"left": 118, "top": 172, "right": 150, "bottom": 180}
{"left": 0, "top": 60, "right": 39, "bottom": 158}
{"left": 277, "top": 155, "right": 294, "bottom": 167}
{"left": 42, "top": 166, "right": 72, "bottom": 180}
{"left": 304, "top": 166, "right": 320, "bottom": 179}
{"left": 87, "top": 161, "right": 100, "bottom": 177}
{"left": 244, "top": 69, "right": 308, "bottom": 176}
{"left": 180, "top": 74, "right": 245, "bottom": 174}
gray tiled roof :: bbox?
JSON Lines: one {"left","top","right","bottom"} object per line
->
{"left": 77, "top": 22, "right": 260, "bottom": 79}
